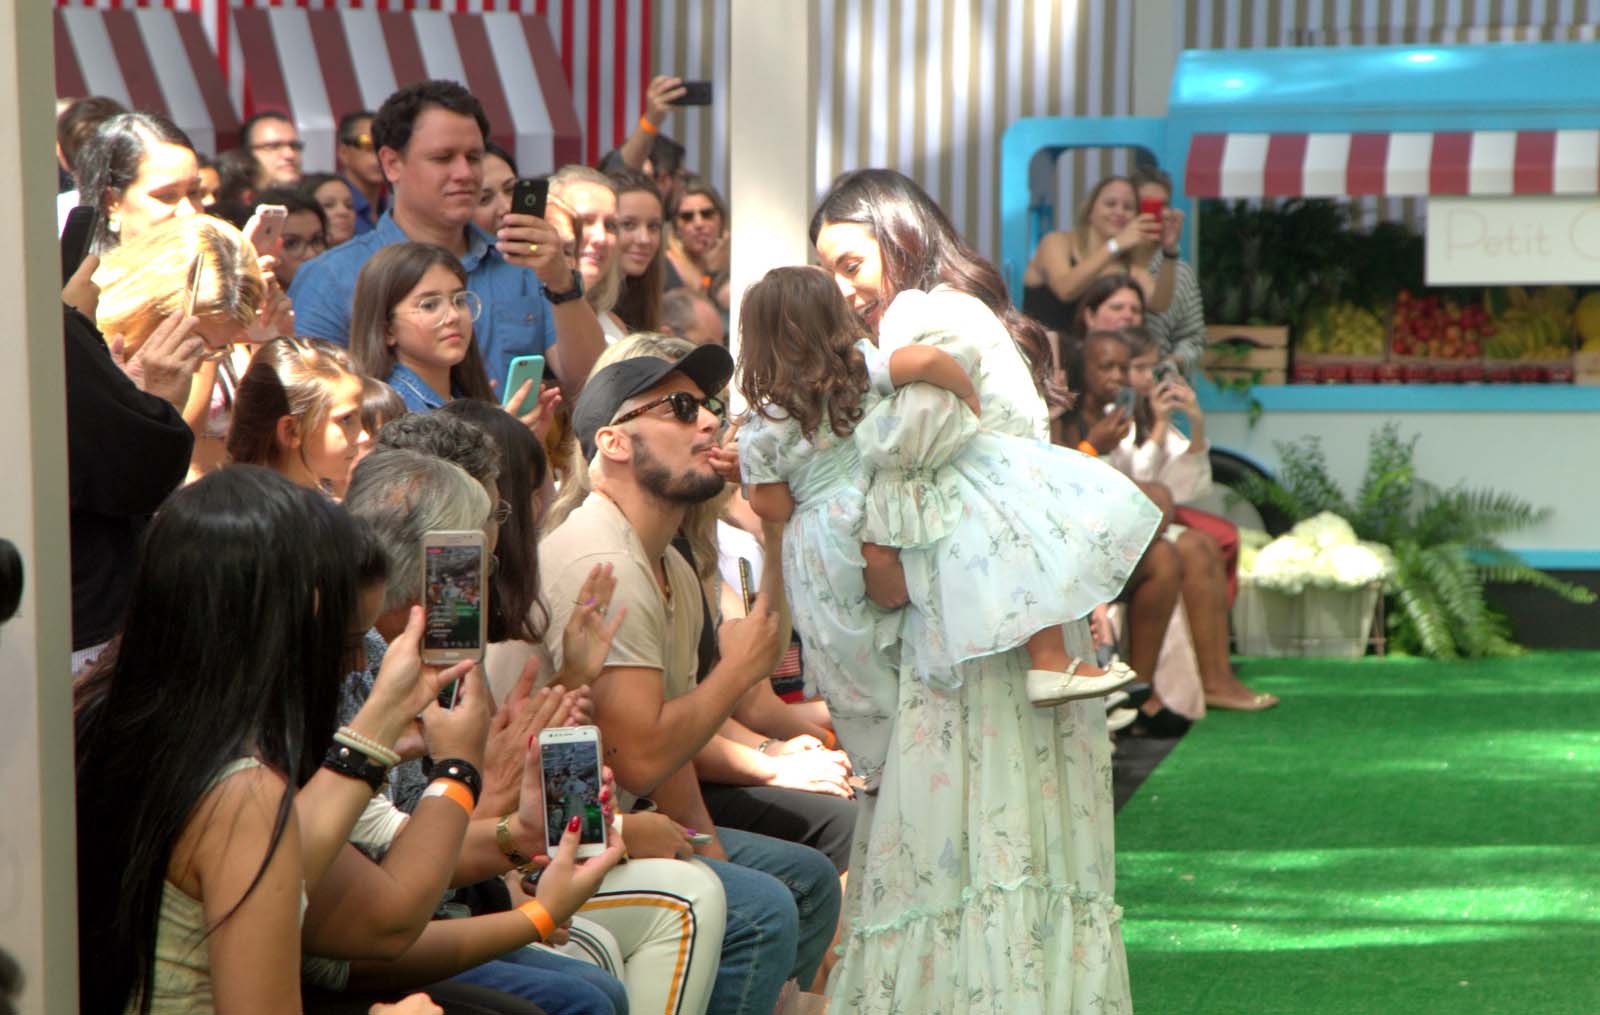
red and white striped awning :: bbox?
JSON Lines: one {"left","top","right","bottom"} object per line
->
{"left": 54, "top": 7, "right": 240, "bottom": 157}
{"left": 230, "top": 6, "right": 581, "bottom": 177}
{"left": 1185, "top": 130, "right": 1600, "bottom": 199}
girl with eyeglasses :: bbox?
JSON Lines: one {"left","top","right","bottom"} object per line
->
{"left": 349, "top": 242, "right": 496, "bottom": 413}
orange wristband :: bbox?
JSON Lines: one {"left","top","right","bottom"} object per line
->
{"left": 518, "top": 899, "right": 558, "bottom": 941}
{"left": 821, "top": 730, "right": 838, "bottom": 750}
{"left": 638, "top": 115, "right": 658, "bottom": 134}
{"left": 421, "top": 778, "right": 474, "bottom": 816}
{"left": 1077, "top": 440, "right": 1098, "bottom": 457}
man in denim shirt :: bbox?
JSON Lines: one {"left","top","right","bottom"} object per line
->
{"left": 290, "top": 80, "right": 606, "bottom": 400}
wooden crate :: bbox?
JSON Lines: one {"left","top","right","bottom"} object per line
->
{"left": 1204, "top": 324, "right": 1288, "bottom": 384}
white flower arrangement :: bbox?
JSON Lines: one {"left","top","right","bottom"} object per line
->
{"left": 1237, "top": 511, "right": 1395, "bottom": 594}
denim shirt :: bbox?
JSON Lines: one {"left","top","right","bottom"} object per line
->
{"left": 386, "top": 361, "right": 454, "bottom": 413}
{"left": 341, "top": 174, "right": 388, "bottom": 235}
{"left": 288, "top": 210, "right": 557, "bottom": 391}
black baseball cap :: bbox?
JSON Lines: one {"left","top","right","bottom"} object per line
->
{"left": 573, "top": 344, "right": 734, "bottom": 461}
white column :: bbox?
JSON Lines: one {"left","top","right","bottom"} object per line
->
{"left": 726, "top": 0, "right": 815, "bottom": 410}
{"left": 0, "top": 2, "right": 78, "bottom": 1012}
{"left": 1132, "top": 0, "right": 1182, "bottom": 117}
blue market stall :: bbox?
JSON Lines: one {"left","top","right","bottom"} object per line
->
{"left": 1000, "top": 40, "right": 1600, "bottom": 570}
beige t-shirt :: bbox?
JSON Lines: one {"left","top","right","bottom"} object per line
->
{"left": 539, "top": 492, "right": 702, "bottom": 705}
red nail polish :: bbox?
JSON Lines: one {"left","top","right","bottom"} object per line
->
{"left": 599, "top": 787, "right": 611, "bottom": 803}
{"left": 567, "top": 815, "right": 581, "bottom": 833}
{"left": 528, "top": 734, "right": 536, "bottom": 750}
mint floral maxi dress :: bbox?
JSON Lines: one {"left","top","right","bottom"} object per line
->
{"left": 742, "top": 286, "right": 1152, "bottom": 1014}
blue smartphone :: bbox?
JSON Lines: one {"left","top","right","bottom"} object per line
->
{"left": 503, "top": 354, "right": 546, "bottom": 417}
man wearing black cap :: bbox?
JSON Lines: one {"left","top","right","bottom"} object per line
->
{"left": 539, "top": 344, "right": 842, "bottom": 1015}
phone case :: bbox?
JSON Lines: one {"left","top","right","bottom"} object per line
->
{"left": 421, "top": 530, "right": 487, "bottom": 665}
{"left": 503, "top": 355, "right": 546, "bottom": 416}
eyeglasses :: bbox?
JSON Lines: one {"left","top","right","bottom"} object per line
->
{"left": 610, "top": 390, "right": 724, "bottom": 428}
{"left": 341, "top": 133, "right": 374, "bottom": 151}
{"left": 251, "top": 139, "right": 306, "bottom": 154}
{"left": 402, "top": 290, "right": 483, "bottom": 327}
{"left": 280, "top": 233, "right": 327, "bottom": 256}
{"left": 677, "top": 208, "right": 719, "bottom": 224}
{"left": 492, "top": 499, "right": 513, "bottom": 525}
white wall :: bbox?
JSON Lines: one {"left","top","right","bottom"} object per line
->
{"left": 0, "top": 2, "right": 78, "bottom": 1012}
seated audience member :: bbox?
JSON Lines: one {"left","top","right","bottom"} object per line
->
{"left": 544, "top": 342, "right": 842, "bottom": 1014}
{"left": 226, "top": 336, "right": 365, "bottom": 496}
{"left": 659, "top": 288, "right": 724, "bottom": 346}
{"left": 663, "top": 176, "right": 729, "bottom": 311}
{"left": 60, "top": 245, "right": 201, "bottom": 669}
{"left": 56, "top": 95, "right": 127, "bottom": 232}
{"left": 75, "top": 111, "right": 202, "bottom": 255}
{"left": 1129, "top": 165, "right": 1205, "bottom": 375}
{"left": 290, "top": 80, "right": 604, "bottom": 403}
{"left": 349, "top": 242, "right": 496, "bottom": 412}
{"left": 302, "top": 171, "right": 361, "bottom": 247}
{"left": 607, "top": 169, "right": 666, "bottom": 333}
{"left": 475, "top": 142, "right": 519, "bottom": 238}
{"left": 74, "top": 465, "right": 468, "bottom": 1015}
{"left": 340, "top": 438, "right": 727, "bottom": 1015}
{"left": 601, "top": 75, "right": 689, "bottom": 209}
{"left": 91, "top": 215, "right": 268, "bottom": 481}
{"left": 254, "top": 185, "right": 329, "bottom": 289}
{"left": 239, "top": 110, "right": 305, "bottom": 188}
{"left": 549, "top": 166, "right": 624, "bottom": 343}
{"left": 337, "top": 109, "right": 388, "bottom": 234}
{"left": 1063, "top": 329, "right": 1277, "bottom": 727}
{"left": 1022, "top": 175, "right": 1176, "bottom": 335}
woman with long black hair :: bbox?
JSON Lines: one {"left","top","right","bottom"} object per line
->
{"left": 73, "top": 466, "right": 469, "bottom": 1014}
{"left": 807, "top": 168, "right": 1137, "bottom": 1015}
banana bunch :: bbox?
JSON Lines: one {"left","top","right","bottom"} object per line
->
{"left": 1576, "top": 293, "right": 1600, "bottom": 351}
{"left": 1486, "top": 292, "right": 1574, "bottom": 361}
{"left": 1300, "top": 302, "right": 1385, "bottom": 356}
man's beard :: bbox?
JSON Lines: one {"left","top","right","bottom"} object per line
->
{"left": 632, "top": 431, "right": 724, "bottom": 505}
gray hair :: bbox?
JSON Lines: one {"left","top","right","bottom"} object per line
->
{"left": 344, "top": 447, "right": 492, "bottom": 612}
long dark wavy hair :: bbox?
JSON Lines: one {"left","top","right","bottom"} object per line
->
{"left": 74, "top": 466, "right": 364, "bottom": 1015}
{"left": 738, "top": 266, "right": 871, "bottom": 441}
{"left": 608, "top": 167, "right": 665, "bottom": 332}
{"left": 809, "top": 168, "right": 1054, "bottom": 398}
{"left": 438, "top": 398, "right": 550, "bottom": 644}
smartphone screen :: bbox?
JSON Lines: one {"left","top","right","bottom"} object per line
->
{"left": 540, "top": 730, "right": 606, "bottom": 854}
{"left": 422, "top": 532, "right": 486, "bottom": 670}
{"left": 671, "top": 80, "right": 713, "bottom": 106}
{"left": 1114, "top": 386, "right": 1137, "bottom": 414}
{"left": 512, "top": 177, "right": 549, "bottom": 220}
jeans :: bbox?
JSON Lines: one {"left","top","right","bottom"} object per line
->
{"left": 450, "top": 947, "right": 626, "bottom": 1015}
{"left": 700, "top": 827, "right": 842, "bottom": 1015}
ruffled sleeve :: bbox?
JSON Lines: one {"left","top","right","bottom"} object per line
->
{"left": 738, "top": 413, "right": 789, "bottom": 485}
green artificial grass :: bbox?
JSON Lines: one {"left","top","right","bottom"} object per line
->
{"left": 1116, "top": 653, "right": 1600, "bottom": 1015}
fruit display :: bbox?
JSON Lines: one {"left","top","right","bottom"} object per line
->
{"left": 1482, "top": 286, "right": 1576, "bottom": 362}
{"left": 1298, "top": 302, "right": 1386, "bottom": 358}
{"left": 1577, "top": 292, "right": 1600, "bottom": 351}
{"left": 1389, "top": 290, "right": 1490, "bottom": 360}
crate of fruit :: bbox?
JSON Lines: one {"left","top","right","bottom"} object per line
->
{"left": 1480, "top": 286, "right": 1577, "bottom": 383}
{"left": 1295, "top": 302, "right": 1386, "bottom": 383}
{"left": 1386, "top": 291, "right": 1486, "bottom": 383}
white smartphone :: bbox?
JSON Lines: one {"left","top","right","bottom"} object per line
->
{"left": 539, "top": 725, "right": 607, "bottom": 858}
{"left": 245, "top": 203, "right": 289, "bottom": 256}
{"left": 421, "top": 530, "right": 488, "bottom": 678}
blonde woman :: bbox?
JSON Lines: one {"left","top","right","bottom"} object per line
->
{"left": 93, "top": 215, "right": 270, "bottom": 482}
{"left": 549, "top": 166, "right": 625, "bottom": 343}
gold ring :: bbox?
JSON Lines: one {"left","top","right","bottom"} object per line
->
{"left": 529, "top": 242, "right": 540, "bottom": 255}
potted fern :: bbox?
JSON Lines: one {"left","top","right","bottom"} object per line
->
{"left": 1230, "top": 423, "right": 1595, "bottom": 659}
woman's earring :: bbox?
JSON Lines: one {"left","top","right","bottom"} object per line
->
{"left": 106, "top": 216, "right": 120, "bottom": 235}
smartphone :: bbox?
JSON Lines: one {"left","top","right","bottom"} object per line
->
{"left": 737, "top": 557, "right": 755, "bottom": 615}
{"left": 1113, "top": 386, "right": 1137, "bottom": 415}
{"left": 421, "top": 531, "right": 488, "bottom": 688}
{"left": 1139, "top": 195, "right": 1166, "bottom": 220}
{"left": 671, "top": 80, "right": 713, "bottom": 106}
{"left": 512, "top": 177, "right": 549, "bottom": 220}
{"left": 245, "top": 204, "right": 288, "bottom": 256}
{"left": 60, "top": 205, "right": 98, "bottom": 282}
{"left": 1152, "top": 360, "right": 1180, "bottom": 387}
{"left": 503, "top": 354, "right": 546, "bottom": 417}
{"left": 539, "top": 725, "right": 608, "bottom": 858}
{"left": 687, "top": 832, "right": 714, "bottom": 845}
{"left": 185, "top": 251, "right": 205, "bottom": 316}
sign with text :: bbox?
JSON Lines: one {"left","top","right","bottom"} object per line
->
{"left": 1427, "top": 196, "right": 1600, "bottom": 286}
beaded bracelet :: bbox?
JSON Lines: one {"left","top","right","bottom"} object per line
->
{"left": 334, "top": 726, "right": 400, "bottom": 769}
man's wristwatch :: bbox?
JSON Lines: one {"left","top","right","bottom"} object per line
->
{"left": 543, "top": 269, "right": 586, "bottom": 305}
